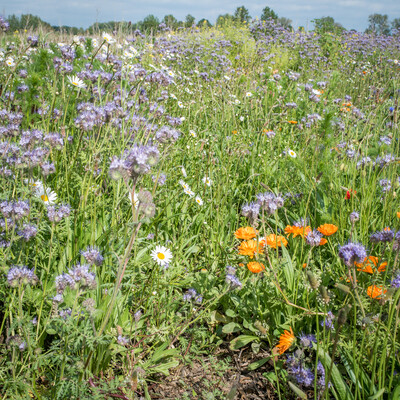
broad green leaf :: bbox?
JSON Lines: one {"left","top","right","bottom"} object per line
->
{"left": 222, "top": 322, "right": 241, "bottom": 334}
{"left": 229, "top": 335, "right": 259, "bottom": 350}
{"left": 288, "top": 382, "right": 307, "bottom": 399}
{"left": 368, "top": 389, "right": 385, "bottom": 400}
{"left": 248, "top": 357, "right": 270, "bottom": 371}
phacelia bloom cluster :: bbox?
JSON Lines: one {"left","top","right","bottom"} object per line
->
{"left": 338, "top": 242, "right": 367, "bottom": 266}
{"left": 298, "top": 333, "right": 317, "bottom": 348}
{"left": 350, "top": 211, "right": 359, "bottom": 223}
{"left": 55, "top": 263, "right": 96, "bottom": 294}
{"left": 7, "top": 266, "right": 38, "bottom": 287}
{"left": 321, "top": 311, "right": 335, "bottom": 330}
{"left": 225, "top": 266, "right": 242, "bottom": 289}
{"left": 255, "top": 192, "right": 285, "bottom": 215}
{"left": 18, "top": 224, "right": 38, "bottom": 241}
{"left": 306, "top": 229, "right": 323, "bottom": 247}
{"left": 47, "top": 204, "right": 71, "bottom": 222}
{"left": 155, "top": 125, "right": 180, "bottom": 144}
{"left": 370, "top": 228, "right": 395, "bottom": 243}
{"left": 183, "top": 288, "right": 202, "bottom": 304}
{"left": 241, "top": 202, "right": 260, "bottom": 225}
{"left": 0, "top": 16, "right": 9, "bottom": 32}
{"left": 109, "top": 143, "right": 159, "bottom": 181}
{"left": 0, "top": 200, "right": 30, "bottom": 220}
{"left": 81, "top": 246, "right": 104, "bottom": 266}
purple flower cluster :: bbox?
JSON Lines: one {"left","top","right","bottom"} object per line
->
{"left": 306, "top": 229, "right": 322, "bottom": 247}
{"left": 225, "top": 266, "right": 242, "bottom": 289}
{"left": 370, "top": 228, "right": 395, "bottom": 243}
{"left": 47, "top": 204, "right": 71, "bottom": 222}
{"left": 255, "top": 191, "right": 285, "bottom": 215}
{"left": 321, "top": 311, "right": 335, "bottom": 330}
{"left": 155, "top": 126, "right": 180, "bottom": 144}
{"left": 109, "top": 143, "right": 159, "bottom": 181}
{"left": 183, "top": 288, "right": 203, "bottom": 304}
{"left": 338, "top": 242, "right": 367, "bottom": 266}
{"left": 55, "top": 263, "right": 96, "bottom": 293}
{"left": 0, "top": 200, "right": 30, "bottom": 220}
{"left": 18, "top": 224, "right": 38, "bottom": 241}
{"left": 7, "top": 266, "right": 38, "bottom": 287}
{"left": 0, "top": 16, "right": 9, "bottom": 32}
{"left": 81, "top": 246, "right": 104, "bottom": 266}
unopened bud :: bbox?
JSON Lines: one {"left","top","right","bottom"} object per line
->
{"left": 319, "top": 285, "right": 330, "bottom": 304}
{"left": 307, "top": 271, "right": 319, "bottom": 289}
{"left": 335, "top": 283, "right": 351, "bottom": 295}
{"left": 138, "top": 189, "right": 153, "bottom": 203}
{"left": 337, "top": 305, "right": 351, "bottom": 326}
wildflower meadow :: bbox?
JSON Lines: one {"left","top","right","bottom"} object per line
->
{"left": 0, "top": 13, "right": 400, "bottom": 400}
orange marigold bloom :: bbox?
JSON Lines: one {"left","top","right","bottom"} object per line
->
{"left": 317, "top": 224, "right": 338, "bottom": 236}
{"left": 355, "top": 256, "right": 387, "bottom": 274}
{"left": 367, "top": 285, "right": 387, "bottom": 299}
{"left": 277, "top": 327, "right": 295, "bottom": 354}
{"left": 238, "top": 240, "right": 263, "bottom": 258}
{"left": 234, "top": 226, "right": 258, "bottom": 240}
{"left": 288, "top": 120, "right": 298, "bottom": 124}
{"left": 261, "top": 234, "right": 288, "bottom": 249}
{"left": 319, "top": 238, "right": 328, "bottom": 246}
{"left": 285, "top": 225, "right": 311, "bottom": 238}
{"left": 247, "top": 261, "right": 265, "bottom": 273}
{"left": 397, "top": 211, "right": 400, "bottom": 219}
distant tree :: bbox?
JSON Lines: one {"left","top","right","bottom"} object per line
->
{"left": 392, "top": 18, "right": 400, "bottom": 32}
{"left": 366, "top": 13, "right": 390, "bottom": 35}
{"left": 7, "top": 14, "right": 53, "bottom": 31}
{"left": 139, "top": 14, "right": 159, "bottom": 32}
{"left": 197, "top": 18, "right": 212, "bottom": 28}
{"left": 278, "top": 17, "right": 292, "bottom": 30}
{"left": 260, "top": 6, "right": 278, "bottom": 21}
{"left": 313, "top": 16, "right": 345, "bottom": 34}
{"left": 185, "top": 14, "right": 195, "bottom": 27}
{"left": 233, "top": 6, "right": 251, "bottom": 23}
{"left": 162, "top": 14, "right": 178, "bottom": 29}
{"left": 216, "top": 14, "right": 234, "bottom": 26}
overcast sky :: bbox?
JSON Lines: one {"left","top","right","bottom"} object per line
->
{"left": 0, "top": 0, "right": 399, "bottom": 32}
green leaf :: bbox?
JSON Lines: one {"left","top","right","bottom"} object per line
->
{"left": 368, "top": 389, "right": 385, "bottom": 400}
{"left": 225, "top": 309, "right": 237, "bottom": 318}
{"left": 317, "top": 347, "right": 354, "bottom": 400}
{"left": 46, "top": 328, "right": 56, "bottom": 335}
{"left": 288, "top": 382, "right": 307, "bottom": 399}
{"left": 222, "top": 322, "right": 241, "bottom": 334}
{"left": 248, "top": 357, "right": 270, "bottom": 371}
{"left": 229, "top": 335, "right": 259, "bottom": 350}
{"left": 390, "top": 384, "right": 400, "bottom": 400}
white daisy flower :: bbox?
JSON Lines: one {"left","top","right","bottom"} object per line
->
{"left": 195, "top": 196, "right": 203, "bottom": 206}
{"left": 5, "top": 57, "right": 15, "bottom": 67}
{"left": 239, "top": 116, "right": 245, "bottom": 122}
{"left": 288, "top": 149, "right": 297, "bottom": 158}
{"left": 184, "top": 188, "right": 195, "bottom": 197}
{"left": 25, "top": 179, "right": 44, "bottom": 193}
{"left": 189, "top": 130, "right": 197, "bottom": 138}
{"left": 181, "top": 167, "right": 187, "bottom": 177}
{"left": 151, "top": 245, "right": 172, "bottom": 267}
{"left": 37, "top": 187, "right": 57, "bottom": 205}
{"left": 170, "top": 94, "right": 177, "bottom": 100}
{"left": 92, "top": 38, "right": 98, "bottom": 47}
{"left": 128, "top": 191, "right": 139, "bottom": 209}
{"left": 67, "top": 75, "right": 86, "bottom": 89}
{"left": 246, "top": 92, "right": 252, "bottom": 97}
{"left": 234, "top": 99, "right": 241, "bottom": 105}
{"left": 178, "top": 101, "right": 184, "bottom": 108}
{"left": 202, "top": 176, "right": 212, "bottom": 186}
{"left": 102, "top": 32, "right": 115, "bottom": 44}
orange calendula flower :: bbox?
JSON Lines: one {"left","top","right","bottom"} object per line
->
{"left": 277, "top": 327, "right": 295, "bottom": 354}
{"left": 238, "top": 240, "right": 263, "bottom": 258}
{"left": 317, "top": 224, "right": 338, "bottom": 236}
{"left": 319, "top": 238, "right": 328, "bottom": 246}
{"left": 355, "top": 256, "right": 387, "bottom": 274}
{"left": 397, "top": 211, "right": 400, "bottom": 219}
{"left": 247, "top": 261, "right": 265, "bottom": 273}
{"left": 288, "top": 120, "right": 298, "bottom": 124}
{"left": 285, "top": 225, "right": 311, "bottom": 238}
{"left": 367, "top": 285, "right": 387, "bottom": 299}
{"left": 261, "top": 234, "right": 288, "bottom": 249}
{"left": 234, "top": 226, "right": 258, "bottom": 240}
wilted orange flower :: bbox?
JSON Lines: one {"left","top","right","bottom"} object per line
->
{"left": 317, "top": 224, "right": 338, "bottom": 236}
{"left": 319, "top": 238, "right": 328, "bottom": 246}
{"left": 285, "top": 225, "right": 311, "bottom": 238}
{"left": 277, "top": 327, "right": 295, "bottom": 354}
{"left": 355, "top": 256, "right": 387, "bottom": 274}
{"left": 261, "top": 234, "right": 288, "bottom": 249}
{"left": 238, "top": 240, "right": 263, "bottom": 258}
{"left": 367, "top": 285, "right": 387, "bottom": 299}
{"left": 247, "top": 261, "right": 265, "bottom": 273}
{"left": 234, "top": 226, "right": 258, "bottom": 240}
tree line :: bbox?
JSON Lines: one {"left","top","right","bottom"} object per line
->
{"left": 4, "top": 6, "right": 400, "bottom": 35}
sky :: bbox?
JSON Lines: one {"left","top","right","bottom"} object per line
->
{"left": 0, "top": 0, "right": 399, "bottom": 32}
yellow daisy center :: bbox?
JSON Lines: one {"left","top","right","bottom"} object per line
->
{"left": 157, "top": 253, "right": 165, "bottom": 260}
{"left": 41, "top": 195, "right": 49, "bottom": 202}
